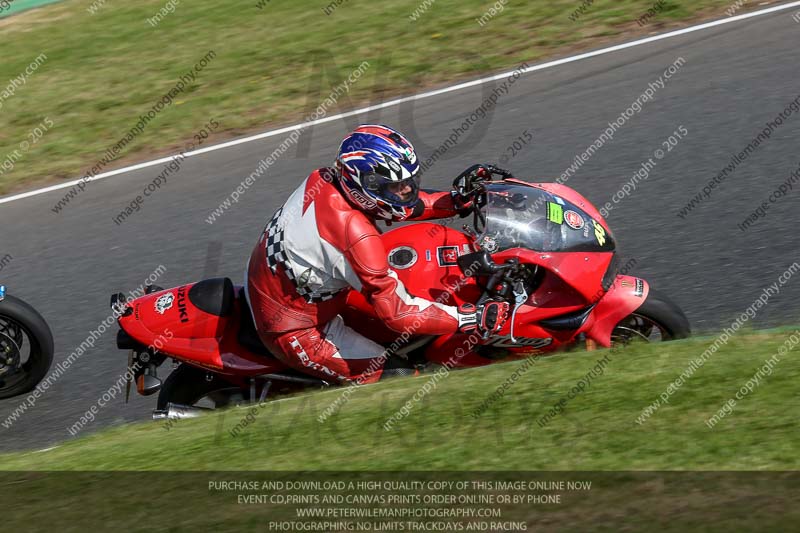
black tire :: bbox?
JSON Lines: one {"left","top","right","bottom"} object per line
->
{"left": 157, "top": 364, "right": 315, "bottom": 410}
{"left": 0, "top": 294, "right": 54, "bottom": 399}
{"left": 613, "top": 287, "right": 690, "bottom": 343}
{"left": 156, "top": 364, "right": 243, "bottom": 410}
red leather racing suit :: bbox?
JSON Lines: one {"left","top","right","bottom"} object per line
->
{"left": 245, "top": 168, "right": 463, "bottom": 383}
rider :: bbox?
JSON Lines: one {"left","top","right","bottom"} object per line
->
{"left": 245, "top": 125, "right": 509, "bottom": 383}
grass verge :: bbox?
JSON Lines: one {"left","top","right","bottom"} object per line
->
{"left": 2, "top": 330, "right": 799, "bottom": 530}
{"left": 0, "top": 0, "right": 781, "bottom": 194}
{"left": 2, "top": 329, "right": 798, "bottom": 470}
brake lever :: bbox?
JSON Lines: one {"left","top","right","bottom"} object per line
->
{"left": 509, "top": 280, "right": 528, "bottom": 343}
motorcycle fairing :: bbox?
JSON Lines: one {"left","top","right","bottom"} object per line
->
{"left": 577, "top": 274, "right": 650, "bottom": 347}
{"left": 118, "top": 283, "right": 285, "bottom": 376}
{"left": 506, "top": 178, "right": 612, "bottom": 236}
{"left": 343, "top": 222, "right": 483, "bottom": 343}
{"left": 114, "top": 178, "right": 655, "bottom": 383}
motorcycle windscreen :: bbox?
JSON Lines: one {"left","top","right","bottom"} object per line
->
{"left": 476, "top": 183, "right": 615, "bottom": 253}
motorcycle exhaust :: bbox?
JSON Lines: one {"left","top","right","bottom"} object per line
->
{"left": 152, "top": 403, "right": 206, "bottom": 421}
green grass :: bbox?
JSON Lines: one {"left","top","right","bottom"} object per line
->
{"left": 0, "top": 0, "right": 748, "bottom": 194}
{"left": 2, "top": 329, "right": 798, "bottom": 471}
{"left": 2, "top": 330, "right": 799, "bottom": 531}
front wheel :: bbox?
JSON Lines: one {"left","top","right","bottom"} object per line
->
{"left": 0, "top": 294, "right": 54, "bottom": 399}
{"left": 611, "top": 288, "right": 690, "bottom": 345}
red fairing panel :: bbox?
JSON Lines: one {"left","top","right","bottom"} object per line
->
{"left": 121, "top": 286, "right": 225, "bottom": 367}
{"left": 378, "top": 223, "right": 482, "bottom": 306}
{"left": 581, "top": 274, "right": 649, "bottom": 347}
{"left": 336, "top": 212, "right": 462, "bottom": 335}
{"left": 495, "top": 249, "right": 614, "bottom": 304}
{"left": 119, "top": 285, "right": 286, "bottom": 376}
{"left": 364, "top": 223, "right": 489, "bottom": 366}
{"left": 344, "top": 223, "right": 482, "bottom": 343}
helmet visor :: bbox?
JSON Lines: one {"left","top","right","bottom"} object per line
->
{"left": 362, "top": 173, "right": 421, "bottom": 207}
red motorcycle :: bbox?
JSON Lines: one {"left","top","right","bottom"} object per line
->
{"left": 111, "top": 172, "right": 689, "bottom": 417}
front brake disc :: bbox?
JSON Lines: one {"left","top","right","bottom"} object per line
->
{"left": 0, "top": 331, "right": 22, "bottom": 378}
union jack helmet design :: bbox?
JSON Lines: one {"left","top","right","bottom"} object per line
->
{"left": 334, "top": 125, "right": 421, "bottom": 221}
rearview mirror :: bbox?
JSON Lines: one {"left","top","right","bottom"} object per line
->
{"left": 457, "top": 250, "right": 497, "bottom": 277}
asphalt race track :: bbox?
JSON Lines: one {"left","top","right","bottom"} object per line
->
{"left": 1, "top": 10, "right": 798, "bottom": 452}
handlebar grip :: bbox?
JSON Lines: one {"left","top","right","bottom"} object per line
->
{"left": 488, "top": 166, "right": 514, "bottom": 179}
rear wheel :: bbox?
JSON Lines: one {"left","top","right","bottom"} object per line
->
{"left": 156, "top": 364, "right": 259, "bottom": 410}
{"left": 611, "top": 288, "right": 690, "bottom": 345}
{"left": 0, "top": 294, "right": 54, "bottom": 399}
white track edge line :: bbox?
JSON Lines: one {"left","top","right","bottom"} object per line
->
{"left": 2, "top": 0, "right": 799, "bottom": 206}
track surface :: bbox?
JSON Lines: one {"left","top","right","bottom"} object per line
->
{"left": 1, "top": 11, "right": 799, "bottom": 453}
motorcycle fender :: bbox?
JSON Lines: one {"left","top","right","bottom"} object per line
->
{"left": 582, "top": 275, "right": 649, "bottom": 347}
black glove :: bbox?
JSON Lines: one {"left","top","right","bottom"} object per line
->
{"left": 453, "top": 164, "right": 489, "bottom": 196}
{"left": 457, "top": 300, "right": 510, "bottom": 337}
{"left": 452, "top": 164, "right": 513, "bottom": 214}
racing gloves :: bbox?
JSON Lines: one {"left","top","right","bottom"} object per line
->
{"left": 452, "top": 164, "right": 513, "bottom": 215}
{"left": 457, "top": 300, "right": 510, "bottom": 337}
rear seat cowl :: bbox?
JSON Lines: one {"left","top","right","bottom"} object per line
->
{"left": 188, "top": 278, "right": 234, "bottom": 317}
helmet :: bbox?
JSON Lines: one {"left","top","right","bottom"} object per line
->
{"left": 334, "top": 125, "right": 421, "bottom": 221}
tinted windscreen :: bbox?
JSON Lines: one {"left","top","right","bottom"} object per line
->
{"left": 476, "top": 183, "right": 615, "bottom": 253}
